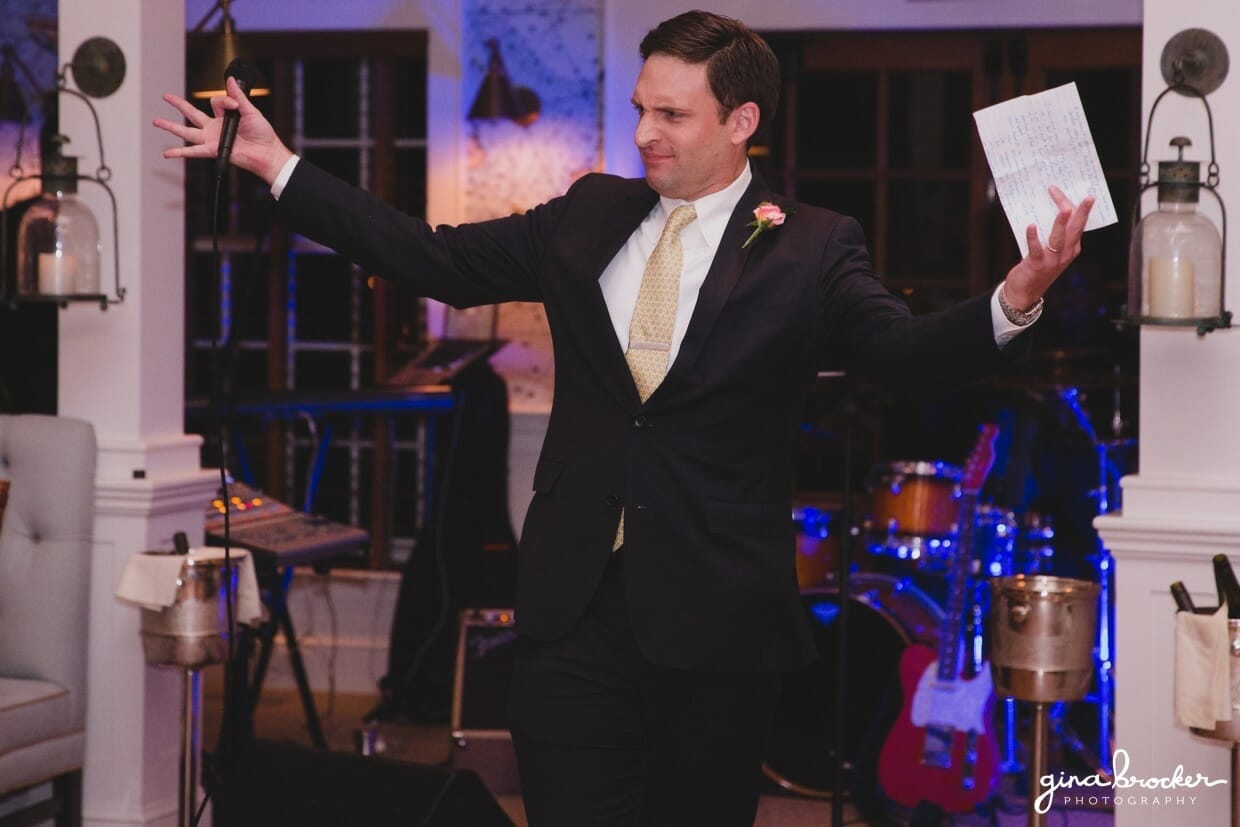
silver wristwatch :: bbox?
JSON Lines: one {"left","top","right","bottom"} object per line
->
{"left": 998, "top": 286, "right": 1044, "bottom": 326}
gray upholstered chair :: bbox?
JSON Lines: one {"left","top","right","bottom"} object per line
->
{"left": 0, "top": 415, "right": 96, "bottom": 827}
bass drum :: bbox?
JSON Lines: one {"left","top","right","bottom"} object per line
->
{"left": 763, "top": 574, "right": 942, "bottom": 799}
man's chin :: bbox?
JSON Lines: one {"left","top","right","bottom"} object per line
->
{"left": 644, "top": 172, "right": 676, "bottom": 197}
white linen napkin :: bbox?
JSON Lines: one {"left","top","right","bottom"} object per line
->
{"left": 116, "top": 547, "right": 262, "bottom": 626}
{"left": 1174, "top": 605, "right": 1232, "bottom": 730}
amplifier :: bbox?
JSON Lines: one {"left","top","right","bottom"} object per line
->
{"left": 450, "top": 608, "right": 521, "bottom": 796}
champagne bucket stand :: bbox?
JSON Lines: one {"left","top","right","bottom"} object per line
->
{"left": 990, "top": 575, "right": 1100, "bottom": 827}
{"left": 138, "top": 552, "right": 238, "bottom": 827}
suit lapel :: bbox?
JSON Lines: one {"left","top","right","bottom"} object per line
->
{"left": 657, "top": 175, "right": 772, "bottom": 397}
{"left": 559, "top": 181, "right": 659, "bottom": 409}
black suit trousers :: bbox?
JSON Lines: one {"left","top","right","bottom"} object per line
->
{"left": 507, "top": 551, "right": 781, "bottom": 827}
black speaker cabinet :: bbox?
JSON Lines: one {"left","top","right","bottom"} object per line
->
{"left": 450, "top": 608, "right": 521, "bottom": 796}
{"left": 211, "top": 739, "right": 514, "bottom": 826}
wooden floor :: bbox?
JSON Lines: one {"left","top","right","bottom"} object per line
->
{"left": 202, "top": 681, "right": 1114, "bottom": 826}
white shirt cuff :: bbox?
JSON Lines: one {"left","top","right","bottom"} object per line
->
{"left": 991, "top": 283, "right": 1040, "bottom": 348}
{"left": 270, "top": 155, "right": 301, "bottom": 200}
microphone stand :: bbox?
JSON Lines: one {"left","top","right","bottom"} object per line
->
{"left": 1056, "top": 385, "right": 1130, "bottom": 778}
{"left": 829, "top": 370, "right": 853, "bottom": 825}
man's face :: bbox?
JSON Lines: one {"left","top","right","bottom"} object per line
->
{"left": 632, "top": 54, "right": 752, "bottom": 201}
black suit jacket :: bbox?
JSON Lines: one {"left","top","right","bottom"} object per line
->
{"left": 277, "top": 162, "right": 1026, "bottom": 671}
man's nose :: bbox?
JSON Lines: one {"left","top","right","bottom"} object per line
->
{"left": 634, "top": 113, "right": 655, "bottom": 147}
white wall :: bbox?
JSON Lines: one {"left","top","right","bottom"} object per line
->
{"left": 1094, "top": 0, "right": 1240, "bottom": 822}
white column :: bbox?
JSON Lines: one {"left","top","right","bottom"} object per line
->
{"left": 1096, "top": 1, "right": 1240, "bottom": 824}
{"left": 56, "top": 1, "right": 216, "bottom": 825}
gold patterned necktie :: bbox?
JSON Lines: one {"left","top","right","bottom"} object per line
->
{"left": 614, "top": 203, "right": 698, "bottom": 550}
{"left": 625, "top": 203, "right": 698, "bottom": 402}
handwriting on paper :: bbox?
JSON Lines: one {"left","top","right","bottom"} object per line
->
{"left": 973, "top": 82, "right": 1118, "bottom": 257}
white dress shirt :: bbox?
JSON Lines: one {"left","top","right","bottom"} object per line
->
{"left": 598, "top": 164, "right": 754, "bottom": 365}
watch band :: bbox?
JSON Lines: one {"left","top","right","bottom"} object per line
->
{"left": 998, "top": 286, "right": 1044, "bottom": 326}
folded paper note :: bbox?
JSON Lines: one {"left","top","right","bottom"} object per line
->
{"left": 973, "top": 82, "right": 1118, "bottom": 257}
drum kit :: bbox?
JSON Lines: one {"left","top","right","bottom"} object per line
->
{"left": 772, "top": 461, "right": 1053, "bottom": 799}
{"left": 768, "top": 383, "right": 1131, "bottom": 821}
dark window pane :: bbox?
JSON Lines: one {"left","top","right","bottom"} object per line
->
{"left": 188, "top": 253, "right": 219, "bottom": 340}
{"left": 301, "top": 442, "right": 362, "bottom": 524}
{"left": 187, "top": 349, "right": 212, "bottom": 399}
{"left": 797, "top": 72, "right": 877, "bottom": 169}
{"left": 236, "top": 177, "right": 277, "bottom": 234}
{"left": 900, "top": 284, "right": 969, "bottom": 316}
{"left": 392, "top": 449, "right": 422, "bottom": 538}
{"left": 358, "top": 283, "right": 376, "bottom": 345}
{"left": 796, "top": 178, "right": 877, "bottom": 244}
{"left": 1045, "top": 68, "right": 1138, "bottom": 171}
{"left": 293, "top": 255, "right": 355, "bottom": 341}
{"left": 294, "top": 350, "right": 352, "bottom": 391}
{"left": 394, "top": 56, "right": 428, "bottom": 138}
{"left": 303, "top": 147, "right": 361, "bottom": 187}
{"left": 232, "top": 258, "right": 270, "bottom": 341}
{"left": 303, "top": 58, "right": 360, "bottom": 138}
{"left": 234, "top": 348, "right": 268, "bottom": 392}
{"left": 394, "top": 148, "right": 427, "bottom": 217}
{"left": 889, "top": 71, "right": 972, "bottom": 171}
{"left": 887, "top": 180, "right": 970, "bottom": 281}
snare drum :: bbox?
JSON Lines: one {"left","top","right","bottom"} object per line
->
{"left": 866, "top": 461, "right": 962, "bottom": 566}
{"left": 763, "top": 574, "right": 943, "bottom": 798}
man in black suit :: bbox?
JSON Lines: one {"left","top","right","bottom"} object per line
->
{"left": 157, "top": 10, "right": 1093, "bottom": 826}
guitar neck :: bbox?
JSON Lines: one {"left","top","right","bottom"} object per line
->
{"left": 937, "top": 492, "right": 979, "bottom": 681}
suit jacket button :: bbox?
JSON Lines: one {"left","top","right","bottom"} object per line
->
{"left": 633, "top": 415, "right": 651, "bottom": 429}
{"left": 604, "top": 493, "right": 622, "bottom": 507}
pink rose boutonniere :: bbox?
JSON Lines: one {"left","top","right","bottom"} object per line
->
{"left": 742, "top": 201, "right": 787, "bottom": 249}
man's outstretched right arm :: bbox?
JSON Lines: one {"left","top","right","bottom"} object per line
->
{"left": 154, "top": 78, "right": 549, "bottom": 307}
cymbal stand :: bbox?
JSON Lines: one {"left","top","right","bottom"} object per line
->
{"left": 1057, "top": 385, "right": 1130, "bottom": 777}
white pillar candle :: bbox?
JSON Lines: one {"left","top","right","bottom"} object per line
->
{"left": 37, "top": 251, "right": 77, "bottom": 295}
{"left": 1147, "top": 256, "right": 1195, "bottom": 318}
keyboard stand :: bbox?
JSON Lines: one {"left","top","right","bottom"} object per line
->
{"left": 248, "top": 564, "right": 327, "bottom": 749}
{"left": 205, "top": 490, "right": 369, "bottom": 752}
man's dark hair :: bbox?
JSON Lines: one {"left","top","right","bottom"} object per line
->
{"left": 639, "top": 10, "right": 780, "bottom": 146}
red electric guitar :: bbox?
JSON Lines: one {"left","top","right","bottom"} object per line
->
{"left": 877, "top": 424, "right": 1001, "bottom": 814}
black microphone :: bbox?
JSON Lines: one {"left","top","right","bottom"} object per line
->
{"left": 216, "top": 58, "right": 256, "bottom": 176}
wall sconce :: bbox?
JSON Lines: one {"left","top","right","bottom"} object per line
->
{"left": 0, "top": 37, "right": 126, "bottom": 309}
{"left": 468, "top": 39, "right": 539, "bottom": 125}
{"left": 1126, "top": 28, "right": 1230, "bottom": 335}
{"left": 190, "top": 0, "right": 269, "bottom": 99}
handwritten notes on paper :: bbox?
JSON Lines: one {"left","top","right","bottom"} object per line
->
{"left": 973, "top": 82, "right": 1117, "bottom": 257}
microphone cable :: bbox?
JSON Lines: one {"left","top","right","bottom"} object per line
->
{"left": 192, "top": 102, "right": 247, "bottom": 827}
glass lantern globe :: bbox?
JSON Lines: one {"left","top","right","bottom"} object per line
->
{"left": 16, "top": 144, "right": 101, "bottom": 297}
{"left": 1128, "top": 136, "right": 1223, "bottom": 326}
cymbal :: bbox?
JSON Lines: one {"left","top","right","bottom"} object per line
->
{"left": 982, "top": 349, "right": 1135, "bottom": 394}
{"left": 987, "top": 369, "right": 1135, "bottom": 394}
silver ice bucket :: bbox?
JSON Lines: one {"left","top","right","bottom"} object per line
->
{"left": 989, "top": 575, "right": 1100, "bottom": 703}
{"left": 139, "top": 552, "right": 238, "bottom": 668}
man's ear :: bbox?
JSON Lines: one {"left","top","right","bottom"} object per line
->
{"left": 730, "top": 101, "right": 760, "bottom": 146}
